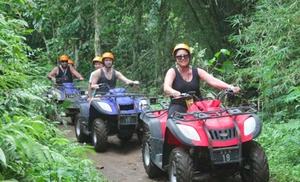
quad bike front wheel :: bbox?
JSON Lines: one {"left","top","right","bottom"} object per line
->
{"left": 136, "top": 121, "right": 143, "bottom": 144}
{"left": 142, "top": 124, "right": 164, "bottom": 178}
{"left": 168, "top": 147, "right": 194, "bottom": 182}
{"left": 74, "top": 113, "right": 90, "bottom": 143}
{"left": 92, "top": 118, "right": 108, "bottom": 152}
{"left": 240, "top": 140, "right": 269, "bottom": 182}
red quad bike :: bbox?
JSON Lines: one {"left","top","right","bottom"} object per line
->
{"left": 140, "top": 89, "right": 269, "bottom": 182}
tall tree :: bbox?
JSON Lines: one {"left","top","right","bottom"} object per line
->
{"left": 94, "top": 0, "right": 101, "bottom": 56}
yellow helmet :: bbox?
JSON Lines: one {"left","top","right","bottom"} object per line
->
{"left": 60, "top": 55, "right": 69, "bottom": 61}
{"left": 68, "top": 59, "right": 74, "bottom": 65}
{"left": 92, "top": 56, "right": 103, "bottom": 64}
{"left": 172, "top": 43, "right": 191, "bottom": 56}
{"left": 102, "top": 52, "right": 114, "bottom": 60}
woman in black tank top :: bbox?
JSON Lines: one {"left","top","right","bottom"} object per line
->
{"left": 164, "top": 43, "right": 241, "bottom": 118}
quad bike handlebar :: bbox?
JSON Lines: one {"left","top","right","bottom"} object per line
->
{"left": 96, "top": 82, "right": 139, "bottom": 89}
{"left": 94, "top": 83, "right": 110, "bottom": 95}
{"left": 170, "top": 91, "right": 195, "bottom": 99}
{"left": 55, "top": 78, "right": 84, "bottom": 85}
{"left": 171, "top": 89, "right": 236, "bottom": 109}
{"left": 93, "top": 82, "right": 142, "bottom": 97}
{"left": 216, "top": 89, "right": 234, "bottom": 99}
{"left": 127, "top": 82, "right": 138, "bottom": 87}
{"left": 171, "top": 88, "right": 257, "bottom": 121}
{"left": 173, "top": 89, "right": 235, "bottom": 101}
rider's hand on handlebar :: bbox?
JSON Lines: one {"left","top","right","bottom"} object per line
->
{"left": 231, "top": 86, "right": 240, "bottom": 94}
{"left": 51, "top": 77, "right": 56, "bottom": 84}
{"left": 132, "top": 81, "right": 139, "bottom": 85}
{"left": 79, "top": 77, "right": 84, "bottom": 81}
{"left": 128, "top": 81, "right": 139, "bottom": 87}
{"left": 92, "top": 84, "right": 99, "bottom": 89}
{"left": 171, "top": 91, "right": 181, "bottom": 99}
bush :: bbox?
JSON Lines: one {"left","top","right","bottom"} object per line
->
{"left": 257, "top": 120, "right": 300, "bottom": 182}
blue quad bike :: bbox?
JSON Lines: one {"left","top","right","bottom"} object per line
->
{"left": 46, "top": 78, "right": 87, "bottom": 123}
{"left": 74, "top": 83, "right": 148, "bottom": 152}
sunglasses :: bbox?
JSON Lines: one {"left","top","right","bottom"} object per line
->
{"left": 176, "top": 54, "right": 189, "bottom": 60}
{"left": 61, "top": 61, "right": 68, "bottom": 63}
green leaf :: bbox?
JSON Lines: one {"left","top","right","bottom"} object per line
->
{"left": 0, "top": 147, "right": 6, "bottom": 166}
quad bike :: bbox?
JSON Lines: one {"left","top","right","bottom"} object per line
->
{"left": 140, "top": 89, "right": 269, "bottom": 182}
{"left": 46, "top": 78, "right": 87, "bottom": 123}
{"left": 74, "top": 82, "right": 147, "bottom": 152}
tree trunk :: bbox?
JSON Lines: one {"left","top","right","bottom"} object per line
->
{"left": 94, "top": 0, "right": 101, "bottom": 56}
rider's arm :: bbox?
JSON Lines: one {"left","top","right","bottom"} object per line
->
{"left": 47, "top": 67, "right": 58, "bottom": 82}
{"left": 91, "top": 69, "right": 101, "bottom": 89}
{"left": 70, "top": 66, "right": 84, "bottom": 80}
{"left": 163, "top": 68, "right": 181, "bottom": 97}
{"left": 197, "top": 68, "right": 240, "bottom": 93}
{"left": 116, "top": 71, "right": 139, "bottom": 85}
{"left": 88, "top": 71, "right": 95, "bottom": 98}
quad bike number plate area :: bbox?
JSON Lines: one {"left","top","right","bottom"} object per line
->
{"left": 120, "top": 116, "right": 137, "bottom": 125}
{"left": 212, "top": 148, "right": 239, "bottom": 164}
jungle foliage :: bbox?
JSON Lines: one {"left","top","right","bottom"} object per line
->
{"left": 1, "top": 0, "right": 300, "bottom": 181}
{"left": 0, "top": 1, "right": 105, "bottom": 181}
{"left": 228, "top": 0, "right": 300, "bottom": 121}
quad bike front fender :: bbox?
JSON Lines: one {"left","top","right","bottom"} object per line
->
{"left": 140, "top": 113, "right": 164, "bottom": 139}
{"left": 74, "top": 100, "right": 90, "bottom": 122}
{"left": 140, "top": 111, "right": 166, "bottom": 166}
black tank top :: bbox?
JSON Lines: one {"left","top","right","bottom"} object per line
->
{"left": 171, "top": 66, "right": 201, "bottom": 105}
{"left": 57, "top": 66, "right": 73, "bottom": 82}
{"left": 97, "top": 69, "right": 117, "bottom": 88}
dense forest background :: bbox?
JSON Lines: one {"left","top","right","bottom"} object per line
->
{"left": 1, "top": 0, "right": 299, "bottom": 181}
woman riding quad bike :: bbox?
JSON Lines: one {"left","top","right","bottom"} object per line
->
{"left": 140, "top": 89, "right": 269, "bottom": 182}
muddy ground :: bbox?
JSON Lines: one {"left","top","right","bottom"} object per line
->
{"left": 58, "top": 120, "right": 241, "bottom": 182}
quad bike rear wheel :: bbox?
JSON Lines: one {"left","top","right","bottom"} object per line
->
{"left": 74, "top": 113, "right": 90, "bottom": 143}
{"left": 168, "top": 147, "right": 194, "bottom": 182}
{"left": 142, "top": 124, "right": 164, "bottom": 178}
{"left": 240, "top": 140, "right": 269, "bottom": 182}
{"left": 92, "top": 118, "right": 108, "bottom": 152}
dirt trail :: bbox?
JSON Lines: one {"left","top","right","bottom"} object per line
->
{"left": 58, "top": 122, "right": 240, "bottom": 182}
{"left": 58, "top": 123, "right": 166, "bottom": 182}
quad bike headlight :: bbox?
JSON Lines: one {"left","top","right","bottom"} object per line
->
{"left": 48, "top": 90, "right": 62, "bottom": 100}
{"left": 139, "top": 99, "right": 148, "bottom": 110}
{"left": 97, "top": 102, "right": 112, "bottom": 112}
{"left": 244, "top": 117, "right": 256, "bottom": 136}
{"left": 176, "top": 124, "right": 201, "bottom": 141}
